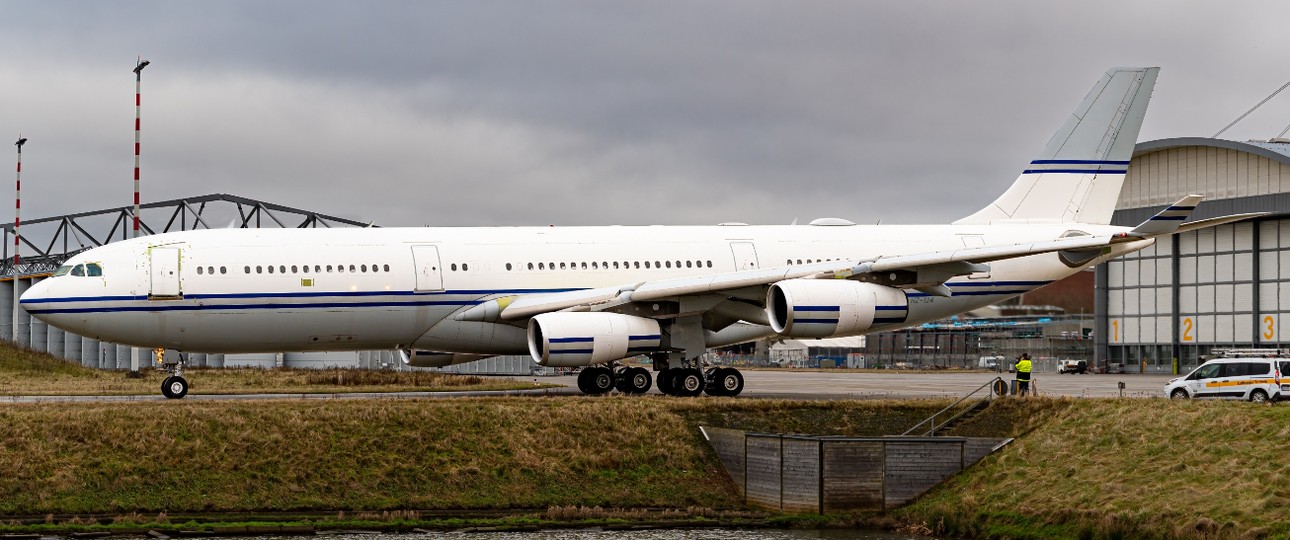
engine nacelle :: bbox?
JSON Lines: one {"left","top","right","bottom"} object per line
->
{"left": 767, "top": 279, "right": 908, "bottom": 338}
{"left": 528, "top": 312, "right": 662, "bottom": 367}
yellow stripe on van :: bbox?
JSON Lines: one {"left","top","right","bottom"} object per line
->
{"left": 1204, "top": 379, "right": 1277, "bottom": 388}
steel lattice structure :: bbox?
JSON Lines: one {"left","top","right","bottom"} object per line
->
{"left": 0, "top": 193, "right": 372, "bottom": 278}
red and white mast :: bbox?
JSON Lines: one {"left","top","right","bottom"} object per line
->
{"left": 13, "top": 136, "right": 26, "bottom": 267}
{"left": 132, "top": 57, "right": 149, "bottom": 238}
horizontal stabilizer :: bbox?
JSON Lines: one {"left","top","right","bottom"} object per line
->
{"left": 1129, "top": 194, "right": 1203, "bottom": 236}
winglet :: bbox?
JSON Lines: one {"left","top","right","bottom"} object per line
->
{"left": 1129, "top": 194, "right": 1204, "bottom": 236}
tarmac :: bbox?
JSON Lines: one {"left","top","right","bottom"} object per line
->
{"left": 0, "top": 369, "right": 1180, "bottom": 403}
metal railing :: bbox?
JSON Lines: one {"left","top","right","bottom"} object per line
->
{"left": 901, "top": 376, "right": 1005, "bottom": 437}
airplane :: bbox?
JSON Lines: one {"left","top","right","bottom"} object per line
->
{"left": 18, "top": 67, "right": 1262, "bottom": 399}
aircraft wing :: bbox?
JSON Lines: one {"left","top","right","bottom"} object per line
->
{"left": 455, "top": 230, "right": 1135, "bottom": 323}
{"left": 455, "top": 202, "right": 1266, "bottom": 323}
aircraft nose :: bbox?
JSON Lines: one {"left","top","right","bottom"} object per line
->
{"left": 19, "top": 279, "right": 55, "bottom": 322}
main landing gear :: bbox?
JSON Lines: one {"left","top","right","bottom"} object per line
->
{"left": 656, "top": 367, "right": 744, "bottom": 397}
{"left": 576, "top": 364, "right": 652, "bottom": 395}
{"left": 573, "top": 360, "right": 744, "bottom": 397}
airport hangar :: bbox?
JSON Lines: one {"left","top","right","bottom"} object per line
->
{"left": 1, "top": 137, "right": 1288, "bottom": 375}
{"left": 1098, "top": 137, "right": 1290, "bottom": 373}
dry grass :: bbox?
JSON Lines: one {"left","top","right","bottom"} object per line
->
{"left": 0, "top": 344, "right": 535, "bottom": 395}
{"left": 899, "top": 397, "right": 1290, "bottom": 539}
{"left": 0, "top": 396, "right": 964, "bottom": 516}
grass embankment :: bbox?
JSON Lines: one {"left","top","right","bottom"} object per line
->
{"left": 898, "top": 398, "right": 1290, "bottom": 539}
{"left": 0, "top": 397, "right": 956, "bottom": 524}
{"left": 0, "top": 345, "right": 539, "bottom": 395}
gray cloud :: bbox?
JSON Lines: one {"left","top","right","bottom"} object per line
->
{"left": 2, "top": 1, "right": 1289, "bottom": 231}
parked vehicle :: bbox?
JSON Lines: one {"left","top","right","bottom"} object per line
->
{"left": 1057, "top": 359, "right": 1088, "bottom": 374}
{"left": 1165, "top": 349, "right": 1290, "bottom": 403}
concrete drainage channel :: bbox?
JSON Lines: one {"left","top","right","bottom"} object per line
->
{"left": 703, "top": 426, "right": 1011, "bottom": 513}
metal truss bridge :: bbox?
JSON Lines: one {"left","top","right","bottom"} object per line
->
{"left": 0, "top": 193, "right": 372, "bottom": 278}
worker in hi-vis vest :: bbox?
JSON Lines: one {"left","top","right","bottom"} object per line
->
{"left": 1015, "top": 353, "right": 1033, "bottom": 396}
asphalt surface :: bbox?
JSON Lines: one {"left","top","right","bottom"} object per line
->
{"left": 0, "top": 370, "right": 1178, "bottom": 403}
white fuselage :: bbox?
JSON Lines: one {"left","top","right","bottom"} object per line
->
{"left": 20, "top": 222, "right": 1145, "bottom": 354}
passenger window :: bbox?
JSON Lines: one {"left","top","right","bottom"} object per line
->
{"left": 581, "top": 262, "right": 588, "bottom": 270}
{"left": 315, "top": 265, "right": 322, "bottom": 273}
{"left": 383, "top": 264, "right": 390, "bottom": 272}
{"left": 280, "top": 265, "right": 286, "bottom": 274}
{"left": 292, "top": 265, "right": 299, "bottom": 273}
{"left": 256, "top": 266, "right": 263, "bottom": 274}
{"left": 644, "top": 261, "right": 651, "bottom": 268}
{"left": 245, "top": 266, "right": 251, "bottom": 274}
{"left": 268, "top": 266, "right": 275, "bottom": 274}
{"left": 197, "top": 267, "right": 204, "bottom": 275}
{"left": 634, "top": 262, "right": 640, "bottom": 269}
{"left": 207, "top": 266, "right": 214, "bottom": 275}
{"left": 326, "top": 265, "right": 333, "bottom": 273}
{"left": 460, "top": 264, "right": 466, "bottom": 271}
{"left": 361, "top": 265, "right": 368, "bottom": 273}
{"left": 665, "top": 261, "right": 672, "bottom": 268}
{"left": 220, "top": 266, "right": 227, "bottom": 275}
{"left": 528, "top": 263, "right": 534, "bottom": 270}
{"left": 706, "top": 261, "right": 712, "bottom": 268}
{"left": 686, "top": 261, "right": 693, "bottom": 268}
{"left": 506, "top": 263, "right": 513, "bottom": 271}
{"left": 560, "top": 262, "right": 567, "bottom": 270}
{"left": 451, "top": 263, "right": 458, "bottom": 271}
{"left": 338, "top": 265, "right": 346, "bottom": 273}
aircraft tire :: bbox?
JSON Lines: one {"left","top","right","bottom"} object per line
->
{"left": 586, "top": 367, "right": 615, "bottom": 395}
{"left": 712, "top": 368, "right": 744, "bottom": 397}
{"left": 657, "top": 368, "right": 675, "bottom": 395}
{"left": 163, "top": 376, "right": 189, "bottom": 399}
{"left": 625, "top": 367, "right": 652, "bottom": 394}
{"left": 675, "top": 369, "right": 705, "bottom": 397}
{"left": 576, "top": 369, "right": 594, "bottom": 394}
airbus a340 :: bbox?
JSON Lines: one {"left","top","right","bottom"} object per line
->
{"left": 20, "top": 67, "right": 1258, "bottom": 398}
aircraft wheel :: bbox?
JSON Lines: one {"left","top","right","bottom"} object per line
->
{"left": 162, "top": 375, "right": 189, "bottom": 399}
{"left": 675, "top": 369, "right": 705, "bottom": 397}
{"left": 657, "top": 368, "right": 675, "bottom": 395}
{"left": 576, "top": 368, "right": 594, "bottom": 394}
{"left": 586, "top": 367, "right": 615, "bottom": 395}
{"left": 625, "top": 367, "right": 652, "bottom": 394}
{"left": 712, "top": 368, "right": 744, "bottom": 397}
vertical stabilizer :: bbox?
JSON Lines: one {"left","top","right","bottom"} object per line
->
{"left": 955, "top": 67, "right": 1159, "bottom": 225}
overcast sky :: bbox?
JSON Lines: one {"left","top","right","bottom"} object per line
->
{"left": 2, "top": 1, "right": 1289, "bottom": 230}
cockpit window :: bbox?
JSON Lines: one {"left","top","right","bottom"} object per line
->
{"left": 53, "top": 262, "right": 103, "bottom": 278}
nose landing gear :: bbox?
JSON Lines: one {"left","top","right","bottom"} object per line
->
{"left": 157, "top": 348, "right": 189, "bottom": 399}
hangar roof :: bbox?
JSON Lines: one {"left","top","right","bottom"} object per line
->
{"left": 1134, "top": 137, "right": 1290, "bottom": 166}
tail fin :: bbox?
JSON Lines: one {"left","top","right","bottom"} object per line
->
{"left": 955, "top": 67, "right": 1159, "bottom": 225}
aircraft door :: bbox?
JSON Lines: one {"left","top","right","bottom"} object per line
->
{"left": 411, "top": 245, "right": 445, "bottom": 292}
{"left": 149, "top": 246, "right": 182, "bottom": 299}
{"left": 729, "top": 242, "right": 759, "bottom": 271}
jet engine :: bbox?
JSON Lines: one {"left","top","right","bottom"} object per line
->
{"left": 767, "top": 279, "right": 908, "bottom": 338}
{"left": 527, "top": 312, "right": 662, "bottom": 367}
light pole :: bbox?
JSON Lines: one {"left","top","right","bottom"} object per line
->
{"left": 129, "top": 58, "right": 149, "bottom": 378}
{"left": 14, "top": 136, "right": 26, "bottom": 268}
{"left": 132, "top": 58, "right": 149, "bottom": 239}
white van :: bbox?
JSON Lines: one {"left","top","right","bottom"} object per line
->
{"left": 1165, "top": 355, "right": 1286, "bottom": 403}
